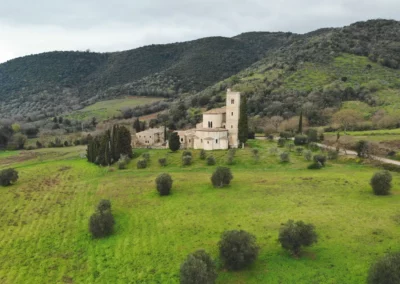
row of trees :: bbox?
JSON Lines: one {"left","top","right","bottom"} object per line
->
{"left": 86, "top": 125, "right": 132, "bottom": 166}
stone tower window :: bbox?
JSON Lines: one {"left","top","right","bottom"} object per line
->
{"left": 208, "top": 121, "right": 213, "bottom": 128}
{"left": 216, "top": 139, "right": 218, "bottom": 144}
{"left": 231, "top": 112, "right": 233, "bottom": 116}
{"left": 231, "top": 125, "right": 233, "bottom": 129}
{"left": 231, "top": 99, "right": 234, "bottom": 104}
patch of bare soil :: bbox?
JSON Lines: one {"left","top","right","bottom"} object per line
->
{"left": 0, "top": 151, "right": 37, "bottom": 166}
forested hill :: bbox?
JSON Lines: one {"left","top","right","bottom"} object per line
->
{"left": 0, "top": 32, "right": 293, "bottom": 120}
{"left": 0, "top": 19, "right": 399, "bottom": 123}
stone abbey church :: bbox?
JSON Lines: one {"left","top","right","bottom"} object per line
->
{"left": 135, "top": 89, "right": 241, "bottom": 150}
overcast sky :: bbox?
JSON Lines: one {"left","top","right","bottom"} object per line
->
{"left": 0, "top": 0, "right": 399, "bottom": 63}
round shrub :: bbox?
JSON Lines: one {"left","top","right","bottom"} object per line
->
{"left": 294, "top": 135, "right": 308, "bottom": 146}
{"left": 278, "top": 220, "right": 317, "bottom": 256}
{"left": 180, "top": 250, "right": 217, "bottom": 284}
{"left": 155, "top": 173, "right": 173, "bottom": 196}
{"left": 182, "top": 151, "right": 192, "bottom": 157}
{"left": 307, "top": 162, "right": 323, "bottom": 170}
{"left": 356, "top": 140, "right": 370, "bottom": 158}
{"left": 267, "top": 134, "right": 274, "bottom": 141}
{"left": 97, "top": 199, "right": 111, "bottom": 212}
{"left": 313, "top": 155, "right": 326, "bottom": 166}
{"left": 308, "top": 142, "right": 319, "bottom": 152}
{"left": 269, "top": 147, "right": 278, "bottom": 155}
{"left": 280, "top": 152, "right": 290, "bottom": 163}
{"left": 296, "top": 147, "right": 304, "bottom": 155}
{"left": 117, "top": 154, "right": 130, "bottom": 170}
{"left": 370, "top": 171, "right": 392, "bottom": 195}
{"left": 89, "top": 211, "right": 115, "bottom": 238}
{"left": 286, "top": 142, "right": 295, "bottom": 152}
{"left": 199, "top": 149, "right": 206, "bottom": 160}
{"left": 277, "top": 138, "right": 286, "bottom": 147}
{"left": 303, "top": 150, "right": 312, "bottom": 161}
{"left": 211, "top": 167, "right": 233, "bottom": 188}
{"left": 368, "top": 252, "right": 400, "bottom": 284}
{"left": 218, "top": 230, "right": 259, "bottom": 270}
{"left": 207, "top": 155, "right": 216, "bottom": 166}
{"left": 158, "top": 158, "right": 167, "bottom": 167}
{"left": 137, "top": 159, "right": 147, "bottom": 169}
{"left": 182, "top": 155, "right": 192, "bottom": 166}
{"left": 0, "top": 168, "right": 19, "bottom": 186}
{"left": 280, "top": 131, "right": 293, "bottom": 139}
{"left": 142, "top": 153, "right": 150, "bottom": 161}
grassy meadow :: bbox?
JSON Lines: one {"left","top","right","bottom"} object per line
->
{"left": 0, "top": 140, "right": 400, "bottom": 283}
{"left": 66, "top": 96, "right": 163, "bottom": 121}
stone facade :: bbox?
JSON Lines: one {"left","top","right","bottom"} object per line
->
{"left": 176, "top": 89, "right": 241, "bottom": 150}
{"left": 133, "top": 127, "right": 165, "bottom": 147}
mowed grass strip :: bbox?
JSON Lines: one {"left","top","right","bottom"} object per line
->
{"left": 0, "top": 140, "right": 399, "bottom": 283}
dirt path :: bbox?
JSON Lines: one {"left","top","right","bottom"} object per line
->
{"left": 255, "top": 137, "right": 400, "bottom": 167}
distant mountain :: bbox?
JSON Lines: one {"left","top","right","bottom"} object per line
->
{"left": 0, "top": 19, "right": 399, "bottom": 123}
{"left": 0, "top": 33, "right": 292, "bottom": 120}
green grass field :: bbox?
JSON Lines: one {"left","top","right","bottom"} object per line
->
{"left": 66, "top": 96, "right": 163, "bottom": 121}
{"left": 1, "top": 140, "right": 400, "bottom": 283}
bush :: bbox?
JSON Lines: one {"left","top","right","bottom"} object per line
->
{"left": 368, "top": 252, "right": 400, "bottom": 284}
{"left": 327, "top": 150, "right": 338, "bottom": 160}
{"left": 137, "top": 159, "right": 147, "bottom": 169}
{"left": 219, "top": 230, "right": 259, "bottom": 270}
{"left": 295, "top": 147, "right": 304, "bottom": 156}
{"left": 89, "top": 211, "right": 115, "bottom": 238}
{"left": 89, "top": 200, "right": 114, "bottom": 238}
{"left": 294, "top": 135, "right": 308, "bottom": 146}
{"left": 142, "top": 153, "right": 150, "bottom": 161}
{"left": 286, "top": 142, "right": 295, "bottom": 152}
{"left": 307, "top": 162, "right": 323, "bottom": 170}
{"left": 308, "top": 142, "right": 319, "bottom": 152}
{"left": 97, "top": 199, "right": 111, "bottom": 212}
{"left": 211, "top": 167, "right": 233, "bottom": 188}
{"left": 0, "top": 168, "right": 19, "bottom": 186}
{"left": 278, "top": 220, "right": 317, "bottom": 256}
{"left": 158, "top": 158, "right": 167, "bottom": 167}
{"left": 199, "top": 149, "right": 206, "bottom": 160}
{"left": 267, "top": 134, "right": 274, "bottom": 141}
{"left": 280, "top": 131, "right": 293, "bottom": 139}
{"left": 356, "top": 140, "right": 370, "bottom": 158}
{"left": 307, "top": 128, "right": 318, "bottom": 142}
{"left": 207, "top": 155, "right": 216, "bottom": 166}
{"left": 180, "top": 250, "right": 217, "bottom": 284}
{"left": 277, "top": 138, "right": 286, "bottom": 147}
{"left": 182, "top": 155, "right": 192, "bottom": 166}
{"left": 117, "top": 154, "right": 130, "bottom": 170}
{"left": 313, "top": 155, "right": 326, "bottom": 166}
{"left": 269, "top": 147, "right": 278, "bottom": 155}
{"left": 155, "top": 173, "right": 173, "bottom": 196}
{"left": 370, "top": 171, "right": 392, "bottom": 195}
{"left": 182, "top": 151, "right": 192, "bottom": 157}
{"left": 280, "top": 152, "right": 290, "bottom": 163}
{"left": 304, "top": 150, "right": 312, "bottom": 161}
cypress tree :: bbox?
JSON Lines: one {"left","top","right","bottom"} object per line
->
{"left": 238, "top": 95, "right": 248, "bottom": 146}
{"left": 298, "top": 111, "right": 303, "bottom": 134}
{"left": 169, "top": 132, "right": 181, "bottom": 152}
{"left": 117, "top": 126, "right": 133, "bottom": 158}
{"left": 133, "top": 118, "right": 141, "bottom": 133}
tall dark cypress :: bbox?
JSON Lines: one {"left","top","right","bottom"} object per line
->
{"left": 238, "top": 95, "right": 248, "bottom": 146}
{"left": 298, "top": 111, "right": 303, "bottom": 134}
{"left": 133, "top": 118, "right": 141, "bottom": 133}
{"left": 117, "top": 126, "right": 133, "bottom": 158}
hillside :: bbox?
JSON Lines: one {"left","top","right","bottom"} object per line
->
{"left": 1, "top": 19, "right": 399, "bottom": 126}
{"left": 192, "top": 19, "right": 400, "bottom": 127}
{"left": 0, "top": 33, "right": 292, "bottom": 121}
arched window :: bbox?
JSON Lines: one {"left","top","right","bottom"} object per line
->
{"left": 231, "top": 112, "right": 233, "bottom": 116}
{"left": 231, "top": 99, "right": 234, "bottom": 104}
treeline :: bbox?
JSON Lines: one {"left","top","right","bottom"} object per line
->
{"left": 87, "top": 125, "right": 132, "bottom": 166}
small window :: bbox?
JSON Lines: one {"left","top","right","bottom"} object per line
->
{"left": 216, "top": 139, "right": 218, "bottom": 144}
{"left": 231, "top": 125, "right": 233, "bottom": 129}
{"left": 150, "top": 136, "right": 151, "bottom": 138}
{"left": 231, "top": 99, "right": 234, "bottom": 104}
{"left": 180, "top": 138, "right": 183, "bottom": 142}
{"left": 231, "top": 112, "right": 233, "bottom": 116}
{"left": 207, "top": 141, "right": 209, "bottom": 144}
{"left": 189, "top": 139, "right": 191, "bottom": 143}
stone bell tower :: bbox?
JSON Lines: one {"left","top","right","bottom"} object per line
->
{"left": 225, "top": 88, "right": 241, "bottom": 148}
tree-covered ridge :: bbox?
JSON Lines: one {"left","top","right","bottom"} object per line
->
{"left": 0, "top": 34, "right": 292, "bottom": 121}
